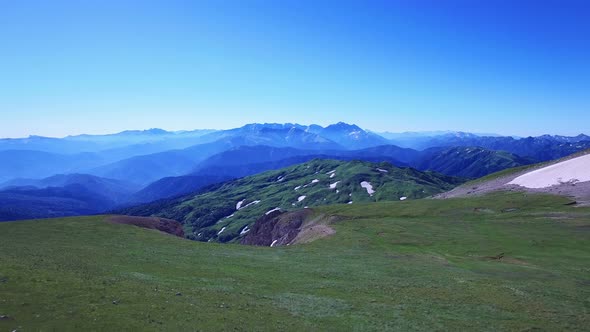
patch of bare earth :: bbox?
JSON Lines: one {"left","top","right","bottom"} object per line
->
{"left": 241, "top": 210, "right": 338, "bottom": 246}
{"left": 291, "top": 223, "right": 335, "bottom": 245}
{"left": 106, "top": 215, "right": 185, "bottom": 237}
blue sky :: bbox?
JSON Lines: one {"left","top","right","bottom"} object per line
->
{"left": 0, "top": 0, "right": 588, "bottom": 138}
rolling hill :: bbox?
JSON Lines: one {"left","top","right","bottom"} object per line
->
{"left": 1, "top": 192, "right": 588, "bottom": 330}
{"left": 119, "top": 159, "right": 463, "bottom": 242}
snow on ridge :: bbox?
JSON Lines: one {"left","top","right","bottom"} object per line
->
{"left": 508, "top": 154, "right": 590, "bottom": 188}
{"left": 217, "top": 227, "right": 226, "bottom": 235}
{"left": 360, "top": 181, "right": 375, "bottom": 196}
{"left": 265, "top": 207, "right": 281, "bottom": 215}
{"left": 376, "top": 168, "right": 388, "bottom": 173}
{"left": 326, "top": 170, "right": 336, "bottom": 175}
{"left": 329, "top": 181, "right": 340, "bottom": 189}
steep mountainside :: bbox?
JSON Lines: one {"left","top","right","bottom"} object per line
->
{"left": 129, "top": 175, "right": 231, "bottom": 203}
{"left": 316, "top": 122, "right": 389, "bottom": 149}
{"left": 414, "top": 135, "right": 590, "bottom": 160}
{"left": 119, "top": 159, "right": 463, "bottom": 243}
{"left": 412, "top": 146, "right": 535, "bottom": 178}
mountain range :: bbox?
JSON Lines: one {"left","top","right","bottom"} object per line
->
{"left": 0, "top": 122, "right": 588, "bottom": 221}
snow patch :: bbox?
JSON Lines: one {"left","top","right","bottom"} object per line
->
{"left": 294, "top": 185, "right": 302, "bottom": 191}
{"left": 326, "top": 170, "right": 336, "bottom": 175}
{"left": 298, "top": 195, "right": 306, "bottom": 202}
{"left": 311, "top": 179, "right": 320, "bottom": 184}
{"left": 347, "top": 201, "right": 353, "bottom": 204}
{"left": 270, "top": 240, "right": 278, "bottom": 247}
{"left": 376, "top": 168, "right": 389, "bottom": 173}
{"left": 329, "top": 181, "right": 340, "bottom": 189}
{"left": 360, "top": 181, "right": 375, "bottom": 196}
{"left": 217, "top": 227, "right": 226, "bottom": 235}
{"left": 236, "top": 199, "right": 245, "bottom": 210}
{"left": 265, "top": 207, "right": 281, "bottom": 215}
{"left": 508, "top": 154, "right": 590, "bottom": 188}
{"left": 241, "top": 200, "right": 261, "bottom": 209}
{"left": 330, "top": 173, "right": 336, "bottom": 178}
{"left": 400, "top": 196, "right": 407, "bottom": 201}
{"left": 240, "top": 226, "right": 250, "bottom": 235}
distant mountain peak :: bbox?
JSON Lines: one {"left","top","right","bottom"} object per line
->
{"left": 326, "top": 122, "right": 361, "bottom": 130}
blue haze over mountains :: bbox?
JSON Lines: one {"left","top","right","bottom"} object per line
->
{"left": 0, "top": 122, "right": 589, "bottom": 221}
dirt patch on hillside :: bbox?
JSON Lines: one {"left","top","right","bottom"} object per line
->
{"left": 241, "top": 209, "right": 337, "bottom": 247}
{"left": 290, "top": 215, "right": 339, "bottom": 245}
{"left": 107, "top": 215, "right": 185, "bottom": 237}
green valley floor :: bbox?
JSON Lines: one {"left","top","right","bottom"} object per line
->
{"left": 1, "top": 192, "right": 589, "bottom": 331}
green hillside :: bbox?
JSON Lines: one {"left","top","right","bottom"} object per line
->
{"left": 120, "top": 159, "right": 463, "bottom": 242}
{"left": 1, "top": 192, "right": 589, "bottom": 330}
{"left": 413, "top": 146, "right": 535, "bottom": 178}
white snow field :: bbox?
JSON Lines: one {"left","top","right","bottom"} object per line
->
{"left": 360, "top": 181, "right": 375, "bottom": 195}
{"left": 329, "top": 181, "right": 340, "bottom": 189}
{"left": 508, "top": 154, "right": 590, "bottom": 188}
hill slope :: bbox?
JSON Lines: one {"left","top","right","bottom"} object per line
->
{"left": 412, "top": 146, "right": 535, "bottom": 178}
{"left": 120, "top": 159, "right": 463, "bottom": 242}
{"left": 129, "top": 175, "right": 232, "bottom": 203}
{"left": 437, "top": 150, "right": 590, "bottom": 204}
{"left": 1, "top": 192, "right": 589, "bottom": 330}
{"left": 0, "top": 185, "right": 115, "bottom": 221}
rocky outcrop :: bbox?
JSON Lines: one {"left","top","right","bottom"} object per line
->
{"left": 241, "top": 209, "right": 313, "bottom": 246}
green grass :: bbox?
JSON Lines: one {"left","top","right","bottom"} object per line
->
{"left": 1, "top": 192, "right": 589, "bottom": 331}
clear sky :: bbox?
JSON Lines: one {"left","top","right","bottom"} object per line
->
{"left": 0, "top": 0, "right": 588, "bottom": 138}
